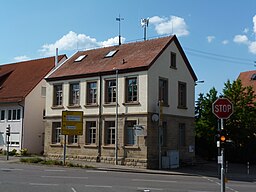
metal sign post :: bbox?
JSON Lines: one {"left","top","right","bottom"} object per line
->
{"left": 6, "top": 125, "right": 10, "bottom": 161}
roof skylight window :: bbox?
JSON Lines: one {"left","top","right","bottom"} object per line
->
{"left": 251, "top": 73, "right": 256, "bottom": 80}
{"left": 105, "top": 50, "right": 118, "bottom": 58}
{"left": 74, "top": 54, "right": 87, "bottom": 62}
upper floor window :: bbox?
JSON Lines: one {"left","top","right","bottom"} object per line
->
{"left": 159, "top": 78, "right": 168, "bottom": 105}
{"left": 0, "top": 110, "right": 5, "bottom": 121}
{"left": 178, "top": 82, "right": 187, "bottom": 108}
{"left": 105, "top": 79, "right": 116, "bottom": 103}
{"left": 53, "top": 84, "right": 63, "bottom": 106}
{"left": 69, "top": 83, "right": 80, "bottom": 106}
{"left": 7, "top": 109, "right": 21, "bottom": 121}
{"left": 170, "top": 52, "right": 176, "bottom": 68}
{"left": 87, "top": 81, "right": 97, "bottom": 105}
{"left": 126, "top": 77, "right": 138, "bottom": 103}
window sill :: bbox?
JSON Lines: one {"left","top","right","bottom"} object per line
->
{"left": 103, "top": 103, "right": 118, "bottom": 107}
{"left": 51, "top": 106, "right": 64, "bottom": 109}
{"left": 84, "top": 104, "right": 99, "bottom": 108}
{"left": 67, "top": 105, "right": 81, "bottom": 109}
{"left": 170, "top": 66, "right": 177, "bottom": 70}
{"left": 50, "top": 143, "right": 62, "bottom": 147}
{"left": 67, "top": 144, "right": 80, "bottom": 148}
{"left": 84, "top": 144, "right": 98, "bottom": 148}
{"left": 177, "top": 106, "right": 187, "bottom": 109}
{"left": 122, "top": 101, "right": 140, "bottom": 106}
{"left": 102, "top": 145, "right": 115, "bottom": 149}
{"left": 123, "top": 145, "right": 140, "bottom": 150}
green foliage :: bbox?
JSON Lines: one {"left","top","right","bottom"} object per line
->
{"left": 20, "top": 148, "right": 29, "bottom": 156}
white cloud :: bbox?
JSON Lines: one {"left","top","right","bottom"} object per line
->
{"left": 222, "top": 40, "right": 229, "bottom": 45}
{"left": 249, "top": 41, "right": 256, "bottom": 54}
{"left": 207, "top": 36, "right": 215, "bottom": 43}
{"left": 13, "top": 55, "right": 30, "bottom": 62}
{"left": 243, "top": 28, "right": 249, "bottom": 33}
{"left": 39, "top": 31, "right": 125, "bottom": 56}
{"left": 149, "top": 15, "right": 189, "bottom": 37}
{"left": 233, "top": 35, "right": 249, "bottom": 44}
{"left": 253, "top": 15, "right": 256, "bottom": 34}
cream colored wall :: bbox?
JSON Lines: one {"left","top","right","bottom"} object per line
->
{"left": 148, "top": 41, "right": 195, "bottom": 117}
{"left": 23, "top": 80, "right": 46, "bottom": 154}
{"left": 46, "top": 71, "right": 148, "bottom": 117}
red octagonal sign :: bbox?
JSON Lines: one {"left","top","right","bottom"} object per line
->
{"left": 212, "top": 98, "right": 233, "bottom": 119}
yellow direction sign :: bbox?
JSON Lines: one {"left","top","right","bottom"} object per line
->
{"left": 61, "top": 111, "right": 83, "bottom": 135}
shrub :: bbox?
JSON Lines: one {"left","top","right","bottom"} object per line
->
{"left": 20, "top": 148, "right": 29, "bottom": 156}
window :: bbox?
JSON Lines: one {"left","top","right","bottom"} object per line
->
{"left": 125, "top": 121, "right": 137, "bottom": 145}
{"left": 69, "top": 83, "right": 80, "bottom": 106}
{"left": 162, "top": 122, "right": 167, "bottom": 147}
{"left": 86, "top": 121, "right": 96, "bottom": 144}
{"left": 53, "top": 84, "right": 63, "bottom": 106}
{"left": 126, "top": 77, "right": 138, "bottom": 103}
{"left": 41, "top": 86, "right": 46, "bottom": 97}
{"left": 87, "top": 82, "right": 97, "bottom": 104}
{"left": 251, "top": 73, "right": 256, "bottom": 80}
{"left": 179, "top": 123, "right": 186, "bottom": 146}
{"left": 9, "top": 133, "right": 20, "bottom": 146}
{"left": 68, "top": 135, "right": 78, "bottom": 144}
{"left": 159, "top": 78, "right": 168, "bottom": 105}
{"left": 52, "top": 122, "right": 61, "bottom": 144}
{"left": 178, "top": 82, "right": 187, "bottom": 108}
{"left": 0, "top": 110, "right": 5, "bottom": 121}
{"left": 105, "top": 121, "right": 115, "bottom": 145}
{"left": 105, "top": 50, "right": 118, "bottom": 58}
{"left": 7, "top": 109, "right": 21, "bottom": 121}
{"left": 74, "top": 54, "right": 87, "bottom": 62}
{"left": 105, "top": 79, "right": 116, "bottom": 103}
{"left": 170, "top": 52, "right": 176, "bottom": 68}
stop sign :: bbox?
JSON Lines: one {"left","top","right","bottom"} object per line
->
{"left": 212, "top": 98, "right": 233, "bottom": 119}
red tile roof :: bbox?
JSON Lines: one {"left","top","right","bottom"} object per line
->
{"left": 238, "top": 70, "right": 256, "bottom": 101}
{"left": 46, "top": 35, "right": 197, "bottom": 81}
{"left": 0, "top": 55, "right": 66, "bottom": 103}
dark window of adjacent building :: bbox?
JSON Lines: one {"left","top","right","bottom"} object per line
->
{"left": 87, "top": 82, "right": 97, "bottom": 104}
{"left": 105, "top": 79, "right": 116, "bottom": 103}
{"left": 1, "top": 110, "right": 5, "bottom": 121}
{"left": 53, "top": 84, "right": 63, "bottom": 106}
{"left": 105, "top": 121, "right": 115, "bottom": 145}
{"left": 126, "top": 77, "right": 138, "bottom": 103}
{"left": 179, "top": 123, "right": 186, "bottom": 146}
{"left": 178, "top": 82, "right": 187, "bottom": 108}
{"left": 125, "top": 120, "right": 137, "bottom": 145}
{"left": 69, "top": 82, "right": 80, "bottom": 106}
{"left": 159, "top": 78, "right": 168, "bottom": 105}
{"left": 86, "top": 121, "right": 97, "bottom": 144}
{"left": 170, "top": 52, "right": 176, "bottom": 68}
{"left": 52, "top": 122, "right": 61, "bottom": 144}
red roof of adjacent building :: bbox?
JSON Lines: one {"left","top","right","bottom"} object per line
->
{"left": 0, "top": 55, "right": 66, "bottom": 103}
{"left": 238, "top": 70, "right": 256, "bottom": 101}
{"left": 46, "top": 35, "right": 197, "bottom": 81}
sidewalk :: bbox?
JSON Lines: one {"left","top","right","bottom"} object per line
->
{"left": 1, "top": 155, "right": 255, "bottom": 182}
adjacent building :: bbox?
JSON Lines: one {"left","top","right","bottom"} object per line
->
{"left": 44, "top": 35, "right": 197, "bottom": 168}
{"left": 238, "top": 70, "right": 256, "bottom": 102}
{"left": 0, "top": 55, "right": 67, "bottom": 154}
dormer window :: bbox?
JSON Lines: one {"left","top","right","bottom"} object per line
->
{"left": 105, "top": 50, "right": 118, "bottom": 58}
{"left": 74, "top": 55, "right": 87, "bottom": 62}
{"left": 251, "top": 73, "right": 256, "bottom": 80}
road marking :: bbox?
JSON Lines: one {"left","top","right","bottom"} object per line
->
{"left": 137, "top": 187, "right": 163, "bottom": 191}
{"left": 86, "top": 170, "right": 107, "bottom": 173}
{"left": 29, "top": 183, "right": 59, "bottom": 186}
{"left": 85, "top": 184, "right": 112, "bottom": 188}
{"left": 0, "top": 168, "right": 23, "bottom": 171}
{"left": 132, "top": 179, "right": 177, "bottom": 183}
{"left": 42, "top": 176, "right": 88, "bottom": 179}
{"left": 71, "top": 187, "right": 77, "bottom": 192}
{"left": 44, "top": 169, "right": 66, "bottom": 172}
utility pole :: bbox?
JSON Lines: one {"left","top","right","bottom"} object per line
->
{"left": 115, "top": 69, "right": 119, "bottom": 165}
{"left": 116, "top": 15, "right": 124, "bottom": 45}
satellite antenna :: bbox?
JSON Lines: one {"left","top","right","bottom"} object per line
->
{"left": 116, "top": 14, "right": 124, "bottom": 45}
{"left": 141, "top": 18, "right": 149, "bottom": 41}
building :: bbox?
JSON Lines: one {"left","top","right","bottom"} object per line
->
{"left": 0, "top": 55, "right": 67, "bottom": 154}
{"left": 44, "top": 35, "right": 197, "bottom": 169}
{"left": 238, "top": 70, "right": 256, "bottom": 101}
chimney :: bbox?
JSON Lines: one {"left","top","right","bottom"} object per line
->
{"left": 55, "top": 48, "right": 58, "bottom": 67}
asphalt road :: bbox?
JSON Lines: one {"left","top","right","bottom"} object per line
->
{"left": 0, "top": 162, "right": 255, "bottom": 192}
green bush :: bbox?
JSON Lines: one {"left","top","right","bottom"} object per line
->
{"left": 20, "top": 157, "right": 43, "bottom": 163}
{"left": 20, "top": 148, "right": 28, "bottom": 156}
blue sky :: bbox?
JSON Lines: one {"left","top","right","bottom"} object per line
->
{"left": 1, "top": 0, "right": 256, "bottom": 97}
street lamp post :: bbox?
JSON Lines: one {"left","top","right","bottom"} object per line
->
{"left": 115, "top": 69, "right": 119, "bottom": 165}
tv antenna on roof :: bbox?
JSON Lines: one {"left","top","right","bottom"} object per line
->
{"left": 141, "top": 18, "right": 149, "bottom": 41}
{"left": 116, "top": 14, "right": 124, "bottom": 45}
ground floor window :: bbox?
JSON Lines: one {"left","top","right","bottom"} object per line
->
{"left": 68, "top": 135, "right": 78, "bottom": 144}
{"left": 105, "top": 121, "right": 115, "bottom": 145}
{"left": 86, "top": 121, "right": 96, "bottom": 144}
{"left": 179, "top": 123, "right": 186, "bottom": 147}
{"left": 125, "top": 120, "right": 137, "bottom": 145}
{"left": 52, "top": 122, "right": 61, "bottom": 144}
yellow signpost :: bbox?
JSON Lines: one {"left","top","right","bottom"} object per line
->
{"left": 61, "top": 111, "right": 83, "bottom": 135}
